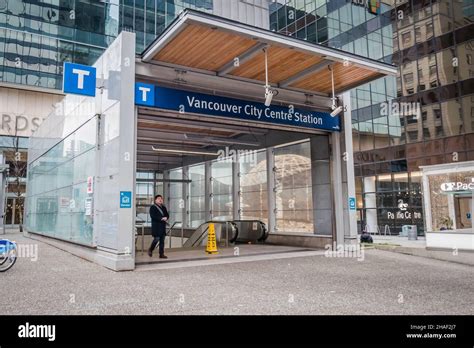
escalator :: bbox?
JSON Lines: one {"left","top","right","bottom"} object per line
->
{"left": 182, "top": 221, "right": 239, "bottom": 248}
{"left": 179, "top": 220, "right": 268, "bottom": 248}
{"left": 135, "top": 219, "right": 268, "bottom": 253}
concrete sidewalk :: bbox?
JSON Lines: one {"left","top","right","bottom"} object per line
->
{"left": 366, "top": 235, "right": 473, "bottom": 266}
{"left": 1, "top": 232, "right": 473, "bottom": 315}
{"left": 372, "top": 235, "right": 427, "bottom": 248}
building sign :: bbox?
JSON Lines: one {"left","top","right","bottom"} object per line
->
{"left": 397, "top": 199, "right": 408, "bottom": 211}
{"left": 120, "top": 191, "right": 132, "bottom": 208}
{"left": 351, "top": 0, "right": 381, "bottom": 15}
{"left": 87, "top": 176, "right": 94, "bottom": 194}
{"left": 387, "top": 199, "right": 421, "bottom": 220}
{"left": 134, "top": 83, "right": 340, "bottom": 132}
{"left": 0, "top": 114, "right": 43, "bottom": 137}
{"left": 387, "top": 201, "right": 422, "bottom": 220}
{"left": 0, "top": 87, "right": 62, "bottom": 138}
{"left": 59, "top": 197, "right": 70, "bottom": 209}
{"left": 63, "top": 62, "right": 96, "bottom": 97}
{"left": 349, "top": 197, "right": 356, "bottom": 211}
{"left": 85, "top": 197, "right": 93, "bottom": 216}
{"left": 135, "top": 83, "right": 155, "bottom": 106}
{"left": 440, "top": 179, "right": 474, "bottom": 192}
{"left": 387, "top": 210, "right": 422, "bottom": 220}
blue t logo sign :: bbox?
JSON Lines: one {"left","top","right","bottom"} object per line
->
{"left": 63, "top": 62, "right": 96, "bottom": 97}
{"left": 135, "top": 83, "right": 155, "bottom": 106}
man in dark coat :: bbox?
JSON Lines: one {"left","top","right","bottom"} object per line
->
{"left": 148, "top": 195, "right": 170, "bottom": 258}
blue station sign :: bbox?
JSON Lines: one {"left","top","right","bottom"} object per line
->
{"left": 63, "top": 62, "right": 96, "bottom": 97}
{"left": 135, "top": 83, "right": 340, "bottom": 132}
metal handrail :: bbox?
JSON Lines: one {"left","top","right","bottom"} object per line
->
{"left": 195, "top": 226, "right": 210, "bottom": 247}
{"left": 167, "top": 221, "right": 182, "bottom": 248}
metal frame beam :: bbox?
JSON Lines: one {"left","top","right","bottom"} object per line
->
{"left": 278, "top": 60, "right": 332, "bottom": 88}
{"left": 217, "top": 42, "right": 267, "bottom": 76}
{"left": 135, "top": 61, "right": 333, "bottom": 110}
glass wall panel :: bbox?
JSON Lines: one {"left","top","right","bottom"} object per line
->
{"left": 168, "top": 168, "right": 184, "bottom": 225}
{"left": 274, "top": 141, "right": 313, "bottom": 233}
{"left": 26, "top": 117, "right": 97, "bottom": 246}
{"left": 211, "top": 158, "right": 233, "bottom": 221}
{"left": 239, "top": 150, "right": 268, "bottom": 224}
{"left": 134, "top": 172, "right": 159, "bottom": 225}
{"left": 188, "top": 164, "right": 206, "bottom": 228}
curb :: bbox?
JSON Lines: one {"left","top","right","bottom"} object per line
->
{"left": 372, "top": 244, "right": 474, "bottom": 266}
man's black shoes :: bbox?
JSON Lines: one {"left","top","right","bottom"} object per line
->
{"left": 147, "top": 249, "right": 153, "bottom": 257}
{"left": 159, "top": 254, "right": 168, "bottom": 259}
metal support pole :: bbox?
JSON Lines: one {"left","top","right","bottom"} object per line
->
{"left": 205, "top": 161, "right": 212, "bottom": 221}
{"left": 141, "top": 225, "right": 144, "bottom": 255}
{"left": 264, "top": 47, "right": 269, "bottom": 89}
{"left": 3, "top": 168, "right": 9, "bottom": 235}
{"left": 169, "top": 224, "right": 172, "bottom": 249}
{"left": 225, "top": 221, "right": 229, "bottom": 248}
{"left": 266, "top": 147, "right": 276, "bottom": 234}
{"left": 183, "top": 166, "right": 189, "bottom": 228}
{"left": 232, "top": 153, "right": 240, "bottom": 221}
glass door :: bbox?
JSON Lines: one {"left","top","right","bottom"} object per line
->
{"left": 454, "top": 195, "right": 472, "bottom": 229}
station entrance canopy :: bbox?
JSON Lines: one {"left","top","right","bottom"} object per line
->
{"left": 24, "top": 12, "right": 399, "bottom": 272}
{"left": 141, "top": 9, "right": 397, "bottom": 100}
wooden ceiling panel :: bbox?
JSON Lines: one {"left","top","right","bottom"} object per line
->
{"left": 149, "top": 21, "right": 394, "bottom": 95}
{"left": 290, "top": 63, "right": 383, "bottom": 94}
{"left": 229, "top": 46, "right": 324, "bottom": 83}
{"left": 153, "top": 24, "right": 257, "bottom": 71}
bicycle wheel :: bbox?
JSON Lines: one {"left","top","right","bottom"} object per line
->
{"left": 0, "top": 240, "right": 17, "bottom": 272}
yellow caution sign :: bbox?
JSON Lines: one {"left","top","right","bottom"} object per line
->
{"left": 206, "top": 223, "right": 219, "bottom": 254}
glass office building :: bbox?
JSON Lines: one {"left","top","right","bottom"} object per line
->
{"left": 271, "top": 0, "right": 474, "bottom": 235}
{"left": 0, "top": 0, "right": 213, "bottom": 90}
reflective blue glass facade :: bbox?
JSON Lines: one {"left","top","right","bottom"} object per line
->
{"left": 271, "top": 0, "right": 474, "bottom": 235}
{"left": 0, "top": 0, "right": 213, "bottom": 90}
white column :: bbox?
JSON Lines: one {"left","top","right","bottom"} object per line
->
{"left": 342, "top": 92, "right": 358, "bottom": 244}
{"left": 331, "top": 132, "right": 345, "bottom": 245}
{"left": 422, "top": 172, "right": 432, "bottom": 232}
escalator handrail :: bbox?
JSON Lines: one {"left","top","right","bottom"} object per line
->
{"left": 183, "top": 224, "right": 210, "bottom": 248}
{"left": 166, "top": 221, "right": 182, "bottom": 236}
{"left": 257, "top": 221, "right": 268, "bottom": 242}
{"left": 190, "top": 226, "right": 209, "bottom": 247}
{"left": 231, "top": 219, "right": 268, "bottom": 242}
{"left": 228, "top": 221, "right": 239, "bottom": 243}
